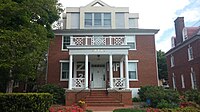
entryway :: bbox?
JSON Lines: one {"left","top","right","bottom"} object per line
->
{"left": 90, "top": 64, "right": 106, "bottom": 88}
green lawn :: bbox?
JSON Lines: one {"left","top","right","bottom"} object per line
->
{"left": 113, "top": 108, "right": 145, "bottom": 112}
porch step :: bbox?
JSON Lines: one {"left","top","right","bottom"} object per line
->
{"left": 84, "top": 90, "right": 124, "bottom": 107}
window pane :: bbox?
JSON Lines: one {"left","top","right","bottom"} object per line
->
{"left": 71, "top": 13, "right": 80, "bottom": 29}
{"left": 104, "top": 13, "right": 111, "bottom": 19}
{"left": 85, "top": 13, "right": 92, "bottom": 26}
{"left": 62, "top": 63, "right": 69, "bottom": 70}
{"left": 115, "top": 12, "right": 125, "bottom": 28}
{"left": 94, "top": 13, "right": 101, "bottom": 26}
{"left": 63, "top": 36, "right": 70, "bottom": 49}
{"left": 104, "top": 13, "right": 111, "bottom": 26}
{"left": 129, "top": 71, "right": 136, "bottom": 79}
{"left": 62, "top": 72, "right": 67, "bottom": 79}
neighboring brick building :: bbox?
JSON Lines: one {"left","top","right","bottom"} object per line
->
{"left": 166, "top": 17, "right": 200, "bottom": 92}
{"left": 47, "top": 0, "right": 159, "bottom": 106}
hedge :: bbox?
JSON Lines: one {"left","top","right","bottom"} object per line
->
{"left": 0, "top": 93, "right": 53, "bottom": 112}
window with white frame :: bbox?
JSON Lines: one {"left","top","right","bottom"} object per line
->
{"left": 60, "top": 62, "right": 69, "bottom": 80}
{"left": 188, "top": 45, "right": 193, "bottom": 61}
{"left": 84, "top": 13, "right": 111, "bottom": 28}
{"left": 115, "top": 12, "right": 125, "bottom": 28}
{"left": 126, "top": 35, "right": 136, "bottom": 50}
{"left": 128, "top": 62, "right": 138, "bottom": 80}
{"left": 62, "top": 36, "right": 70, "bottom": 50}
{"left": 181, "top": 74, "right": 185, "bottom": 88}
{"left": 129, "top": 18, "right": 137, "bottom": 28}
{"left": 190, "top": 67, "right": 197, "bottom": 89}
{"left": 71, "top": 13, "right": 80, "bottom": 29}
{"left": 170, "top": 55, "right": 175, "bottom": 67}
{"left": 172, "top": 73, "right": 176, "bottom": 89}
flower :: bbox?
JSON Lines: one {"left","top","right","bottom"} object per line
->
{"left": 77, "top": 100, "right": 86, "bottom": 107}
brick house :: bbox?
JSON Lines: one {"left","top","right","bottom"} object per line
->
{"left": 166, "top": 17, "right": 200, "bottom": 92}
{"left": 47, "top": 0, "right": 159, "bottom": 106}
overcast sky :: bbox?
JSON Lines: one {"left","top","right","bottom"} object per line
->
{"left": 59, "top": 0, "right": 200, "bottom": 52}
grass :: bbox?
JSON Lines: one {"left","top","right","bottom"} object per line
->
{"left": 113, "top": 108, "right": 145, "bottom": 112}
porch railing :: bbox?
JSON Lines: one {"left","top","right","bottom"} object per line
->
{"left": 72, "top": 78, "right": 85, "bottom": 88}
{"left": 70, "top": 36, "right": 126, "bottom": 46}
{"left": 113, "top": 78, "right": 126, "bottom": 88}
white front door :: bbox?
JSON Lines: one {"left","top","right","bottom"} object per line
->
{"left": 91, "top": 65, "right": 106, "bottom": 88}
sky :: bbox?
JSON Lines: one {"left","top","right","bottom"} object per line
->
{"left": 59, "top": 0, "right": 200, "bottom": 52}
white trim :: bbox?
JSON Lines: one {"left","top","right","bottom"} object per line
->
{"left": 55, "top": 33, "right": 156, "bottom": 36}
{"left": 62, "top": 36, "right": 69, "bottom": 51}
{"left": 60, "top": 62, "right": 69, "bottom": 81}
{"left": 128, "top": 60, "right": 138, "bottom": 81}
{"left": 128, "top": 60, "right": 139, "bottom": 62}
{"left": 172, "top": 73, "right": 176, "bottom": 89}
{"left": 60, "top": 60, "right": 70, "bottom": 62}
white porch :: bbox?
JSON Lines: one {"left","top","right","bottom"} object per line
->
{"left": 67, "top": 54, "right": 130, "bottom": 90}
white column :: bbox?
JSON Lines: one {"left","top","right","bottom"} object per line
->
{"left": 85, "top": 36, "right": 88, "bottom": 45}
{"left": 68, "top": 55, "right": 73, "bottom": 90}
{"left": 109, "top": 36, "right": 112, "bottom": 45}
{"left": 109, "top": 55, "right": 113, "bottom": 88}
{"left": 120, "top": 60, "right": 124, "bottom": 78}
{"left": 125, "top": 55, "right": 129, "bottom": 89}
{"left": 85, "top": 55, "right": 88, "bottom": 89}
{"left": 70, "top": 36, "right": 73, "bottom": 45}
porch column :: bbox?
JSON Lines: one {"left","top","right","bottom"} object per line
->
{"left": 68, "top": 55, "right": 73, "bottom": 90}
{"left": 85, "top": 55, "right": 88, "bottom": 89}
{"left": 120, "top": 60, "right": 124, "bottom": 78}
{"left": 125, "top": 55, "right": 129, "bottom": 89}
{"left": 109, "top": 55, "right": 113, "bottom": 88}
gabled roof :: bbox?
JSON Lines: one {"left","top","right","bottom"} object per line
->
{"left": 165, "top": 27, "right": 200, "bottom": 56}
{"left": 186, "top": 27, "right": 200, "bottom": 38}
{"left": 85, "top": 0, "right": 111, "bottom": 8}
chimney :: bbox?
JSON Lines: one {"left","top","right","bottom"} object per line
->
{"left": 174, "top": 17, "right": 185, "bottom": 45}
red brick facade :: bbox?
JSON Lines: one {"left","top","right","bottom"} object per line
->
{"left": 47, "top": 34, "right": 158, "bottom": 89}
{"left": 166, "top": 17, "right": 200, "bottom": 91}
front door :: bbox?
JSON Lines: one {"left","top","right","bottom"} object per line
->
{"left": 91, "top": 65, "right": 106, "bottom": 88}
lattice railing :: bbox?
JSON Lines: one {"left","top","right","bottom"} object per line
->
{"left": 71, "top": 36, "right": 125, "bottom": 46}
{"left": 72, "top": 78, "right": 85, "bottom": 88}
{"left": 113, "top": 78, "right": 125, "bottom": 88}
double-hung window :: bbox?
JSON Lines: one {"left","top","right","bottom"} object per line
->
{"left": 128, "top": 62, "right": 138, "bottom": 80}
{"left": 126, "top": 35, "right": 136, "bottom": 50}
{"left": 94, "top": 13, "right": 101, "bottom": 26}
{"left": 85, "top": 13, "right": 92, "bottom": 27}
{"left": 60, "top": 62, "right": 69, "bottom": 81}
{"left": 170, "top": 55, "right": 175, "bottom": 67}
{"left": 188, "top": 45, "right": 193, "bottom": 61}
{"left": 191, "top": 68, "right": 197, "bottom": 89}
{"left": 84, "top": 13, "right": 111, "bottom": 28}
{"left": 62, "top": 36, "right": 70, "bottom": 50}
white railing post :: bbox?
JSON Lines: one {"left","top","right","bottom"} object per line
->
{"left": 109, "top": 55, "right": 113, "bottom": 88}
{"left": 68, "top": 55, "right": 73, "bottom": 90}
{"left": 109, "top": 36, "right": 112, "bottom": 45}
{"left": 85, "top": 55, "right": 88, "bottom": 89}
{"left": 125, "top": 55, "right": 129, "bottom": 89}
{"left": 85, "top": 36, "right": 88, "bottom": 45}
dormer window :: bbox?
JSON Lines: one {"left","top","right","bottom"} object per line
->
{"left": 182, "top": 27, "right": 188, "bottom": 41}
{"left": 84, "top": 13, "right": 111, "bottom": 28}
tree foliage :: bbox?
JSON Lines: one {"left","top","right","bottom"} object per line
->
{"left": 0, "top": 0, "right": 62, "bottom": 92}
{"left": 157, "top": 50, "right": 168, "bottom": 80}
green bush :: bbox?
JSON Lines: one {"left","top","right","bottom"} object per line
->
{"left": 38, "top": 84, "right": 65, "bottom": 104}
{"left": 132, "top": 97, "right": 141, "bottom": 102}
{"left": 138, "top": 86, "right": 180, "bottom": 108}
{"left": 0, "top": 93, "right": 53, "bottom": 112}
{"left": 184, "top": 89, "right": 200, "bottom": 105}
{"left": 160, "top": 107, "right": 200, "bottom": 112}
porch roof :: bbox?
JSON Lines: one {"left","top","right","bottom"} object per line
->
{"left": 53, "top": 28, "right": 159, "bottom": 35}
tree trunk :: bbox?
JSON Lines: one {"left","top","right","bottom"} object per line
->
{"left": 6, "top": 70, "right": 14, "bottom": 93}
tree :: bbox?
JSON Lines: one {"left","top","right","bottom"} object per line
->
{"left": 0, "top": 0, "right": 63, "bottom": 92}
{"left": 157, "top": 50, "right": 168, "bottom": 80}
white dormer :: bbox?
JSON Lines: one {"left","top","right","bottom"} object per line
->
{"left": 182, "top": 27, "right": 188, "bottom": 41}
{"left": 63, "top": 0, "right": 139, "bottom": 29}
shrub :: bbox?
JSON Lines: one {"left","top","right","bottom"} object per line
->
{"left": 0, "top": 93, "right": 52, "bottom": 112}
{"left": 138, "top": 86, "right": 180, "bottom": 108}
{"left": 184, "top": 89, "right": 200, "bottom": 105}
{"left": 38, "top": 84, "right": 65, "bottom": 104}
{"left": 160, "top": 107, "right": 200, "bottom": 112}
{"left": 132, "top": 97, "right": 141, "bottom": 102}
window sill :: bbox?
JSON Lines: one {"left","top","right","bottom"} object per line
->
{"left": 62, "top": 49, "right": 69, "bottom": 51}
{"left": 188, "top": 58, "right": 193, "bottom": 61}
{"left": 129, "top": 79, "right": 138, "bottom": 81}
{"left": 60, "top": 79, "right": 69, "bottom": 81}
